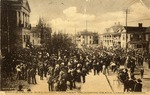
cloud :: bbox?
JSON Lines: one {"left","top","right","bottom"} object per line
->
{"left": 129, "top": 2, "right": 150, "bottom": 22}
{"left": 63, "top": 7, "right": 95, "bottom": 22}
{"left": 50, "top": 6, "right": 96, "bottom": 34}
{"left": 50, "top": 2, "right": 150, "bottom": 34}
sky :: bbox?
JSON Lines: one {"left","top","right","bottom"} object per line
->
{"left": 28, "top": 0, "right": 150, "bottom": 34}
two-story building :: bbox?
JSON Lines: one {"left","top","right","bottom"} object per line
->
{"left": 100, "top": 23, "right": 148, "bottom": 50}
{"left": 100, "top": 23, "right": 124, "bottom": 48}
{"left": 75, "top": 30, "right": 98, "bottom": 48}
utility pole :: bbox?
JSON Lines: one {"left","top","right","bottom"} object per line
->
{"left": 125, "top": 9, "right": 129, "bottom": 51}
{"left": 126, "top": 9, "right": 128, "bottom": 27}
{"left": 0, "top": 0, "right": 2, "bottom": 90}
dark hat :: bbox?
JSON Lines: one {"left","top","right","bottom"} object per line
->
{"left": 137, "top": 79, "right": 142, "bottom": 82}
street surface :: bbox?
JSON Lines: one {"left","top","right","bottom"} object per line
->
{"left": 29, "top": 71, "right": 114, "bottom": 92}
{"left": 28, "top": 62, "right": 150, "bottom": 93}
{"left": 81, "top": 72, "right": 112, "bottom": 92}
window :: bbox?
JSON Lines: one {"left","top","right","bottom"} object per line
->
{"left": 83, "top": 40, "right": 85, "bottom": 44}
{"left": 137, "top": 45, "right": 142, "bottom": 48}
{"left": 32, "top": 33, "right": 34, "bottom": 37}
{"left": 33, "top": 40, "right": 34, "bottom": 45}
{"left": 28, "top": 35, "right": 30, "bottom": 40}
{"left": 24, "top": 35, "right": 26, "bottom": 42}
{"left": 90, "top": 36, "right": 92, "bottom": 39}
{"left": 122, "top": 35, "right": 125, "bottom": 40}
{"left": 38, "top": 33, "right": 40, "bottom": 38}
{"left": 130, "top": 34, "right": 133, "bottom": 38}
{"left": 83, "top": 36, "right": 85, "bottom": 39}
{"left": 90, "top": 40, "right": 92, "bottom": 44}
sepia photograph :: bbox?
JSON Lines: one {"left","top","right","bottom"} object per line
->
{"left": 1, "top": 0, "right": 150, "bottom": 94}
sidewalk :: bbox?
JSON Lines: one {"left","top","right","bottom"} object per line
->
{"left": 80, "top": 71, "right": 113, "bottom": 92}
{"left": 106, "top": 70, "right": 124, "bottom": 93}
{"left": 107, "top": 62, "right": 150, "bottom": 93}
{"left": 134, "top": 61, "right": 150, "bottom": 92}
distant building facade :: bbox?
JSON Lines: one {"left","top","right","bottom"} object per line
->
{"left": 30, "top": 18, "right": 52, "bottom": 47}
{"left": 100, "top": 23, "right": 149, "bottom": 50}
{"left": 75, "top": 30, "right": 98, "bottom": 48}
{"left": 145, "top": 27, "right": 150, "bottom": 51}
{"left": 1, "top": 0, "right": 31, "bottom": 55}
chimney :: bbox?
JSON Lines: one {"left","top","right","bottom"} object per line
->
{"left": 138, "top": 23, "right": 142, "bottom": 28}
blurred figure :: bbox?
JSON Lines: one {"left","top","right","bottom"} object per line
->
{"left": 47, "top": 75, "right": 54, "bottom": 91}
{"left": 39, "top": 64, "right": 44, "bottom": 80}
{"left": 81, "top": 66, "right": 87, "bottom": 83}
{"left": 134, "top": 79, "right": 142, "bottom": 92}
{"left": 30, "top": 67, "right": 37, "bottom": 84}
{"left": 123, "top": 77, "right": 129, "bottom": 92}
{"left": 27, "top": 67, "right": 31, "bottom": 84}
{"left": 140, "top": 68, "right": 144, "bottom": 79}
{"left": 16, "top": 64, "right": 21, "bottom": 80}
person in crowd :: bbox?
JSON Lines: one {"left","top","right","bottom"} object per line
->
{"left": 76, "top": 64, "right": 82, "bottom": 83}
{"left": 54, "top": 64, "right": 60, "bottom": 77}
{"left": 81, "top": 65, "right": 87, "bottom": 83}
{"left": 123, "top": 77, "right": 129, "bottom": 92}
{"left": 68, "top": 66, "right": 74, "bottom": 90}
{"left": 16, "top": 64, "right": 21, "bottom": 80}
{"left": 93, "top": 59, "right": 97, "bottom": 75}
{"left": 128, "top": 77, "right": 136, "bottom": 92}
{"left": 98, "top": 60, "right": 103, "bottom": 74}
{"left": 27, "top": 67, "right": 31, "bottom": 84}
{"left": 47, "top": 75, "right": 54, "bottom": 91}
{"left": 58, "top": 67, "right": 67, "bottom": 91}
{"left": 134, "top": 79, "right": 142, "bottom": 92}
{"left": 43, "top": 61, "right": 48, "bottom": 77}
{"left": 140, "top": 68, "right": 144, "bottom": 79}
{"left": 30, "top": 67, "right": 37, "bottom": 84}
{"left": 39, "top": 64, "right": 44, "bottom": 80}
{"left": 130, "top": 57, "right": 136, "bottom": 75}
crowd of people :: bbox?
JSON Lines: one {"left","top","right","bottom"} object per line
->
{"left": 2, "top": 46, "right": 150, "bottom": 92}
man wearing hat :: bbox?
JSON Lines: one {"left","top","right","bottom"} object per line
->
{"left": 134, "top": 78, "right": 142, "bottom": 92}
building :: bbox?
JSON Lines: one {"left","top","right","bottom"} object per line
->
{"left": 100, "top": 23, "right": 148, "bottom": 50}
{"left": 30, "top": 18, "right": 52, "bottom": 47}
{"left": 100, "top": 23, "right": 124, "bottom": 48}
{"left": 75, "top": 30, "right": 98, "bottom": 48}
{"left": 145, "top": 27, "right": 150, "bottom": 51}
{"left": 1, "top": 0, "right": 31, "bottom": 55}
{"left": 30, "top": 27, "right": 41, "bottom": 46}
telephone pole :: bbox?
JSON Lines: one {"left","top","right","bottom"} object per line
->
{"left": 124, "top": 9, "right": 130, "bottom": 51}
